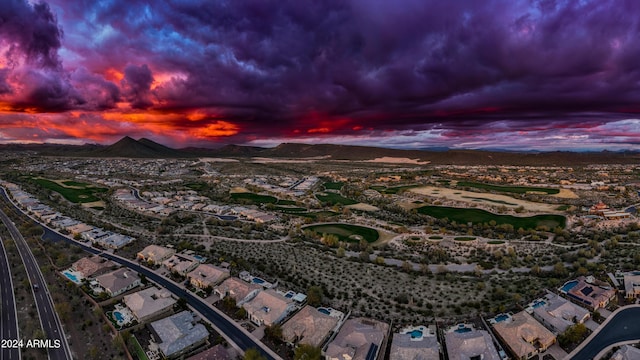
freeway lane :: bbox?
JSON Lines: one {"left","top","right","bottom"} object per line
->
{"left": 0, "top": 208, "right": 72, "bottom": 360}
{"left": 0, "top": 235, "right": 20, "bottom": 360}
{"left": 0, "top": 185, "right": 278, "bottom": 360}
{"left": 570, "top": 307, "right": 640, "bottom": 359}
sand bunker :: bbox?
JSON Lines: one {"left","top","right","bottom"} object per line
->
{"left": 409, "top": 186, "right": 560, "bottom": 212}
{"left": 345, "top": 203, "right": 380, "bottom": 211}
{"left": 552, "top": 188, "right": 579, "bottom": 199}
{"left": 230, "top": 187, "right": 250, "bottom": 193}
{"left": 81, "top": 200, "right": 105, "bottom": 208}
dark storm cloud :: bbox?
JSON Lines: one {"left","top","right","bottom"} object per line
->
{"left": 122, "top": 64, "right": 154, "bottom": 109}
{"left": 128, "top": 0, "right": 640, "bottom": 131}
{"left": 0, "top": 0, "right": 91, "bottom": 112}
{"left": 0, "top": 0, "right": 63, "bottom": 69}
{"left": 0, "top": 69, "right": 12, "bottom": 94}
{"left": 3, "top": 0, "right": 640, "bottom": 148}
{"left": 70, "top": 67, "right": 120, "bottom": 110}
{"left": 13, "top": 69, "right": 85, "bottom": 112}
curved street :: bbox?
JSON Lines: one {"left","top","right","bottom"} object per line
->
{"left": 0, "top": 186, "right": 279, "bottom": 360}
{"left": 569, "top": 306, "right": 640, "bottom": 360}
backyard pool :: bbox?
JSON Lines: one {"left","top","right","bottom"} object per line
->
{"left": 252, "top": 277, "right": 266, "bottom": 284}
{"left": 318, "top": 308, "right": 331, "bottom": 315}
{"left": 561, "top": 280, "right": 579, "bottom": 293}
{"left": 494, "top": 314, "right": 510, "bottom": 322}
{"left": 454, "top": 324, "right": 472, "bottom": 333}
{"left": 192, "top": 255, "right": 206, "bottom": 262}
{"left": 62, "top": 270, "right": 82, "bottom": 284}
{"left": 409, "top": 330, "right": 423, "bottom": 338}
{"left": 532, "top": 299, "right": 546, "bottom": 308}
{"left": 113, "top": 311, "right": 125, "bottom": 322}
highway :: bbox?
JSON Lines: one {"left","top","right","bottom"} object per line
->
{"left": 0, "top": 234, "right": 20, "bottom": 360}
{"left": 0, "top": 206, "right": 72, "bottom": 360}
{"left": 569, "top": 307, "right": 640, "bottom": 359}
{"left": 1, "top": 186, "right": 279, "bottom": 360}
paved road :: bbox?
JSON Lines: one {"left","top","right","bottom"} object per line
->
{"left": 570, "top": 307, "right": 640, "bottom": 359}
{"left": 0, "top": 207, "right": 72, "bottom": 360}
{"left": 0, "top": 234, "right": 20, "bottom": 360}
{"left": 41, "top": 227, "right": 278, "bottom": 360}
{"left": 0, "top": 186, "right": 278, "bottom": 360}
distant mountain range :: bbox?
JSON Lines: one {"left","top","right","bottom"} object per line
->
{"left": 1, "top": 136, "right": 639, "bottom": 165}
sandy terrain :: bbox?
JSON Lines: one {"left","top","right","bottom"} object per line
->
{"left": 81, "top": 200, "right": 105, "bottom": 208}
{"left": 52, "top": 179, "right": 87, "bottom": 189}
{"left": 250, "top": 156, "right": 329, "bottom": 163}
{"left": 373, "top": 228, "right": 397, "bottom": 245}
{"left": 408, "top": 186, "right": 561, "bottom": 212}
{"left": 230, "top": 187, "right": 250, "bottom": 193}
{"left": 364, "top": 157, "right": 430, "bottom": 165}
{"left": 345, "top": 203, "right": 380, "bottom": 211}
{"left": 552, "top": 188, "right": 579, "bottom": 199}
{"left": 199, "top": 157, "right": 240, "bottom": 162}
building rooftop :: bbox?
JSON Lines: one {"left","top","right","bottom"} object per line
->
{"left": 123, "top": 287, "right": 176, "bottom": 322}
{"left": 72, "top": 255, "right": 115, "bottom": 278}
{"left": 281, "top": 305, "right": 339, "bottom": 347}
{"left": 444, "top": 326, "right": 501, "bottom": 360}
{"left": 150, "top": 311, "right": 209, "bottom": 358}
{"left": 532, "top": 293, "right": 589, "bottom": 333}
{"left": 243, "top": 289, "right": 293, "bottom": 326}
{"left": 186, "top": 345, "right": 234, "bottom": 360}
{"left": 137, "top": 245, "right": 175, "bottom": 263}
{"left": 325, "top": 317, "right": 388, "bottom": 360}
{"left": 96, "top": 268, "right": 140, "bottom": 295}
{"left": 566, "top": 276, "right": 616, "bottom": 309}
{"left": 163, "top": 254, "right": 199, "bottom": 275}
{"left": 187, "top": 264, "right": 230, "bottom": 288}
{"left": 611, "top": 345, "right": 640, "bottom": 360}
{"left": 623, "top": 272, "right": 640, "bottom": 297}
{"left": 390, "top": 325, "right": 439, "bottom": 360}
{"left": 493, "top": 311, "right": 555, "bottom": 359}
{"left": 214, "top": 277, "right": 262, "bottom": 304}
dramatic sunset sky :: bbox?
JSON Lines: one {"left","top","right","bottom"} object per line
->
{"left": 1, "top": 0, "right": 640, "bottom": 150}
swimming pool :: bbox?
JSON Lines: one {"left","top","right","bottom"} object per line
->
{"left": 494, "top": 314, "right": 510, "bottom": 323}
{"left": 192, "top": 255, "right": 206, "bottom": 262}
{"left": 318, "top": 308, "right": 331, "bottom": 315}
{"left": 409, "top": 330, "right": 423, "bottom": 338}
{"left": 62, "top": 270, "right": 81, "bottom": 284}
{"left": 455, "top": 327, "right": 471, "bottom": 333}
{"left": 216, "top": 215, "right": 238, "bottom": 221}
{"left": 113, "top": 311, "right": 125, "bottom": 322}
{"left": 532, "top": 300, "right": 546, "bottom": 309}
{"left": 561, "top": 280, "right": 579, "bottom": 293}
{"left": 252, "top": 277, "right": 265, "bottom": 284}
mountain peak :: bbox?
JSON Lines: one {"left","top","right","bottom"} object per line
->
{"left": 93, "top": 137, "right": 185, "bottom": 158}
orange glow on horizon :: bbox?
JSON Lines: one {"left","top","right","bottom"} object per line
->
{"left": 186, "top": 111, "right": 209, "bottom": 121}
{"left": 190, "top": 121, "right": 239, "bottom": 138}
{"left": 307, "top": 127, "right": 330, "bottom": 133}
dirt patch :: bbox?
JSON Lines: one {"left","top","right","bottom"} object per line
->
{"left": 345, "top": 203, "right": 380, "bottom": 211}
{"left": 52, "top": 179, "right": 85, "bottom": 189}
{"left": 81, "top": 200, "right": 105, "bottom": 208}
{"left": 230, "top": 187, "right": 250, "bottom": 193}
{"left": 364, "top": 157, "right": 430, "bottom": 165}
{"left": 552, "top": 188, "right": 579, "bottom": 199}
{"left": 373, "top": 229, "right": 397, "bottom": 246}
